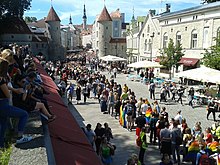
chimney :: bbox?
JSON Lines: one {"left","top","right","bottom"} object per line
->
{"left": 166, "top": 3, "right": 171, "bottom": 13}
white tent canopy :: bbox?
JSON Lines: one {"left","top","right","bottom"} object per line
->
{"left": 127, "top": 60, "right": 163, "bottom": 68}
{"left": 100, "top": 55, "right": 127, "bottom": 62}
{"left": 176, "top": 66, "right": 220, "bottom": 84}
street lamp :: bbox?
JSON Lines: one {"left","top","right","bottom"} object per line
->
{"left": 150, "top": 32, "right": 155, "bottom": 61}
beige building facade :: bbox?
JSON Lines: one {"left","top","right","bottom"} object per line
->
{"left": 129, "top": 2, "right": 220, "bottom": 67}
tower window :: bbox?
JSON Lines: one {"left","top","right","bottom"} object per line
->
{"left": 11, "top": 35, "right": 14, "bottom": 38}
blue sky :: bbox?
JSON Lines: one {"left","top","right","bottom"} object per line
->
{"left": 24, "top": 0, "right": 202, "bottom": 25}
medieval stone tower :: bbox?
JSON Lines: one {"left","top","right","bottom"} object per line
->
{"left": 82, "top": 4, "right": 87, "bottom": 30}
{"left": 45, "top": 6, "right": 64, "bottom": 61}
{"left": 97, "top": 6, "right": 112, "bottom": 57}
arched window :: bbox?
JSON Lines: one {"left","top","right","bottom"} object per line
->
{"left": 191, "top": 30, "right": 198, "bottom": 48}
{"left": 163, "top": 33, "right": 168, "bottom": 48}
{"left": 176, "top": 31, "right": 181, "bottom": 45}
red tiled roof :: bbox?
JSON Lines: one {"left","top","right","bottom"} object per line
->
{"left": 98, "top": 6, "right": 112, "bottom": 22}
{"left": 45, "top": 7, "right": 61, "bottom": 22}
{"left": 110, "top": 8, "right": 121, "bottom": 19}
{"left": 0, "top": 17, "right": 32, "bottom": 34}
{"left": 178, "top": 57, "right": 199, "bottom": 66}
{"left": 28, "top": 18, "right": 46, "bottom": 28}
{"left": 109, "top": 38, "right": 126, "bottom": 43}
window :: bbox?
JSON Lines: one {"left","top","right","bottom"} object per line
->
{"left": 96, "top": 31, "right": 98, "bottom": 37}
{"left": 177, "top": 18, "right": 182, "bottom": 23}
{"left": 191, "top": 30, "right": 198, "bottom": 48}
{"left": 165, "top": 20, "right": 168, "bottom": 25}
{"left": 163, "top": 33, "right": 168, "bottom": 48}
{"left": 185, "top": 27, "right": 187, "bottom": 31}
{"left": 142, "top": 33, "right": 144, "bottom": 37}
{"left": 36, "top": 43, "right": 38, "bottom": 48}
{"left": 106, "top": 27, "right": 108, "bottom": 29}
{"left": 176, "top": 31, "right": 181, "bottom": 45}
{"left": 216, "top": 27, "right": 220, "bottom": 46}
{"left": 148, "top": 39, "right": 152, "bottom": 51}
{"left": 144, "top": 39, "right": 147, "bottom": 51}
{"left": 147, "top": 25, "right": 150, "bottom": 33}
{"left": 11, "top": 35, "right": 14, "bottom": 38}
{"left": 171, "top": 28, "right": 173, "bottom": 32}
{"left": 42, "top": 44, "right": 44, "bottom": 48}
{"left": 113, "top": 20, "right": 120, "bottom": 37}
{"left": 193, "top": 15, "right": 198, "bottom": 20}
{"left": 203, "top": 28, "right": 208, "bottom": 48}
{"left": 97, "top": 41, "right": 99, "bottom": 47}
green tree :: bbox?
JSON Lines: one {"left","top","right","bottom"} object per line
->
{"left": 0, "top": 0, "right": 32, "bottom": 19}
{"left": 202, "top": 0, "right": 220, "bottom": 4}
{"left": 24, "top": 16, "right": 37, "bottom": 23}
{"left": 159, "top": 38, "right": 184, "bottom": 78}
{"left": 203, "top": 37, "right": 220, "bottom": 70}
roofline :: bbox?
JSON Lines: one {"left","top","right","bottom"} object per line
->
{"left": 159, "top": 2, "right": 220, "bottom": 20}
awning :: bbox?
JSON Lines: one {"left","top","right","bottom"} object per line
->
{"left": 154, "top": 57, "right": 161, "bottom": 62}
{"left": 178, "top": 57, "right": 199, "bottom": 66}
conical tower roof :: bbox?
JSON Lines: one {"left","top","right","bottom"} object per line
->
{"left": 98, "top": 6, "right": 112, "bottom": 22}
{"left": 45, "top": 6, "right": 61, "bottom": 22}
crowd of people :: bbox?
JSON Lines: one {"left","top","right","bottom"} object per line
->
{"left": 1, "top": 44, "right": 220, "bottom": 165}
{"left": 52, "top": 59, "right": 220, "bottom": 165}
{"left": 0, "top": 44, "right": 56, "bottom": 149}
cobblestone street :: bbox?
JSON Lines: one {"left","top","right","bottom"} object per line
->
{"left": 67, "top": 71, "right": 215, "bottom": 165}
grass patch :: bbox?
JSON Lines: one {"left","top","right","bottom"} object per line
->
{"left": 0, "top": 127, "right": 15, "bottom": 165}
{"left": 0, "top": 146, "right": 12, "bottom": 165}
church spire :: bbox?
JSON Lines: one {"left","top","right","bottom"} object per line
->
{"left": 82, "top": 3, "right": 87, "bottom": 30}
{"left": 69, "top": 14, "right": 72, "bottom": 24}
{"left": 83, "top": 4, "right": 87, "bottom": 19}
{"left": 131, "top": 7, "right": 135, "bottom": 22}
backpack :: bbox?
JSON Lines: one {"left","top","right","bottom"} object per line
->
{"left": 199, "top": 152, "right": 212, "bottom": 165}
{"left": 136, "top": 136, "right": 142, "bottom": 147}
{"left": 175, "top": 130, "right": 182, "bottom": 145}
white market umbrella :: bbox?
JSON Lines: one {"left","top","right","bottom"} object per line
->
{"left": 176, "top": 66, "right": 220, "bottom": 84}
{"left": 100, "top": 55, "right": 127, "bottom": 62}
{"left": 127, "top": 60, "right": 163, "bottom": 68}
